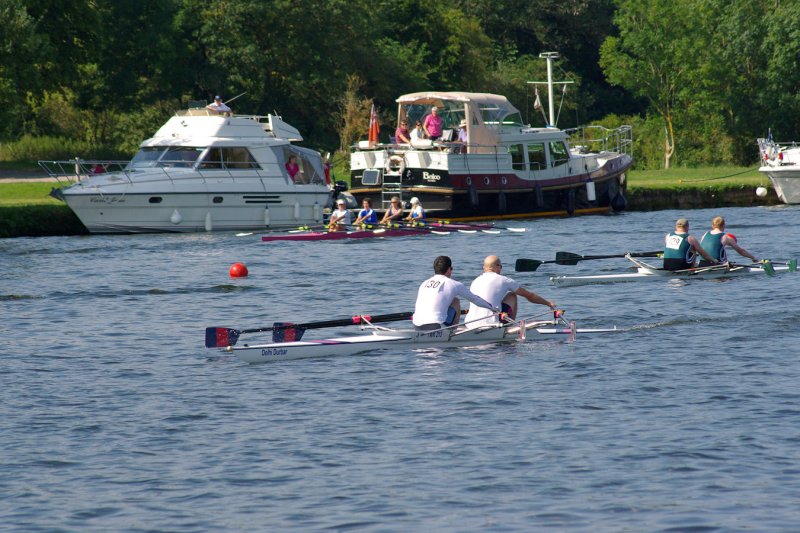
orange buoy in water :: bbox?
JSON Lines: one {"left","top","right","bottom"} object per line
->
{"left": 229, "top": 262, "right": 249, "bottom": 278}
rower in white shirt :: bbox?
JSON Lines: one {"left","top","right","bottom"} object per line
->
{"left": 465, "top": 255, "right": 555, "bottom": 329}
{"left": 412, "top": 255, "right": 498, "bottom": 330}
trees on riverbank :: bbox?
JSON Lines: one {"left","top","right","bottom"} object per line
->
{"left": 1, "top": 0, "right": 798, "bottom": 169}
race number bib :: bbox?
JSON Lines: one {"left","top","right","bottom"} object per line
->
{"left": 665, "top": 234, "right": 684, "bottom": 250}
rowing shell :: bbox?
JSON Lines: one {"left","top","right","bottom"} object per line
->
{"left": 261, "top": 227, "right": 436, "bottom": 242}
{"left": 550, "top": 255, "right": 794, "bottom": 288}
{"left": 223, "top": 316, "right": 608, "bottom": 363}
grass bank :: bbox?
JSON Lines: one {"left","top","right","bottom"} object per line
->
{"left": 0, "top": 166, "right": 779, "bottom": 237}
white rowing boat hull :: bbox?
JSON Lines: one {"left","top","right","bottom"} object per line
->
{"left": 227, "top": 319, "right": 557, "bottom": 363}
{"left": 550, "top": 258, "right": 792, "bottom": 288}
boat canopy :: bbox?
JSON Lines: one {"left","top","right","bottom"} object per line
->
{"left": 396, "top": 92, "right": 524, "bottom": 147}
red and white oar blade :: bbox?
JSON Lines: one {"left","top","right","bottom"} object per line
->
{"left": 205, "top": 327, "right": 241, "bottom": 348}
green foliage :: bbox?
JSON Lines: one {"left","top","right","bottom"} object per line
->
{"left": 0, "top": 135, "right": 127, "bottom": 162}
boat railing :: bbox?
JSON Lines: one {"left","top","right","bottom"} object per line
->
{"left": 757, "top": 138, "right": 799, "bottom": 165}
{"left": 38, "top": 159, "right": 132, "bottom": 185}
{"left": 566, "top": 125, "right": 633, "bottom": 158}
{"left": 352, "top": 141, "right": 510, "bottom": 157}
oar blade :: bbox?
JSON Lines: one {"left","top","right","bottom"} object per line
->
{"left": 762, "top": 260, "right": 776, "bottom": 277}
{"left": 515, "top": 258, "right": 543, "bottom": 272}
{"left": 272, "top": 323, "right": 306, "bottom": 342}
{"left": 789, "top": 258, "right": 797, "bottom": 272}
{"left": 205, "top": 327, "right": 241, "bottom": 348}
{"left": 554, "top": 252, "right": 583, "bottom": 265}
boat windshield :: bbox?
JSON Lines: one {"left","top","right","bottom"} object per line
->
{"left": 480, "top": 106, "right": 523, "bottom": 129}
{"left": 402, "top": 100, "right": 465, "bottom": 131}
{"left": 128, "top": 147, "right": 202, "bottom": 169}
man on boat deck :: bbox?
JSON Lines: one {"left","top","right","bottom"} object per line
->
{"left": 663, "top": 218, "right": 717, "bottom": 271}
{"left": 465, "top": 255, "right": 556, "bottom": 330}
{"left": 697, "top": 215, "right": 758, "bottom": 267}
{"left": 206, "top": 95, "right": 232, "bottom": 115}
{"left": 412, "top": 255, "right": 498, "bottom": 331}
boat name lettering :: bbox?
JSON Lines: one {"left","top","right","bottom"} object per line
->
{"left": 90, "top": 197, "right": 125, "bottom": 204}
{"left": 422, "top": 171, "right": 442, "bottom": 182}
{"left": 416, "top": 330, "right": 444, "bottom": 339}
{"left": 261, "top": 348, "right": 288, "bottom": 357}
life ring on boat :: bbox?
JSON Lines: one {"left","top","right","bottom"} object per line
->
{"left": 385, "top": 155, "right": 405, "bottom": 175}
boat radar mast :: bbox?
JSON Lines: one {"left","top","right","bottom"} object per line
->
{"left": 527, "top": 52, "right": 574, "bottom": 127}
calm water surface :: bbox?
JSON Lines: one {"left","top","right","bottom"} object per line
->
{"left": 2, "top": 206, "right": 799, "bottom": 531}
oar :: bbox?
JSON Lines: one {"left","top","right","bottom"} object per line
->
{"left": 515, "top": 251, "right": 662, "bottom": 272}
{"left": 432, "top": 220, "right": 526, "bottom": 233}
{"left": 205, "top": 311, "right": 414, "bottom": 348}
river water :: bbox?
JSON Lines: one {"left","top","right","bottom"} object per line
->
{"left": 2, "top": 205, "right": 799, "bottom": 531}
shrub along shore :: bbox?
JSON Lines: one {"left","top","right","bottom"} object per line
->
{"left": 0, "top": 167, "right": 779, "bottom": 238}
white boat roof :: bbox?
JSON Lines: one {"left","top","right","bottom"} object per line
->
{"left": 140, "top": 111, "right": 303, "bottom": 148}
{"left": 396, "top": 92, "right": 519, "bottom": 114}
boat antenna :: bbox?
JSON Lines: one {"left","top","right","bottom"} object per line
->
{"left": 224, "top": 91, "right": 248, "bottom": 105}
{"left": 526, "top": 52, "right": 573, "bottom": 127}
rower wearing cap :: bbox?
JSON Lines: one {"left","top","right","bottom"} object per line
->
{"left": 465, "top": 255, "right": 555, "bottom": 330}
{"left": 663, "top": 218, "right": 717, "bottom": 271}
{"left": 698, "top": 215, "right": 758, "bottom": 267}
{"left": 206, "top": 95, "right": 232, "bottom": 115}
{"left": 329, "top": 198, "right": 351, "bottom": 231}
{"left": 413, "top": 255, "right": 499, "bottom": 331}
{"left": 405, "top": 197, "right": 425, "bottom": 224}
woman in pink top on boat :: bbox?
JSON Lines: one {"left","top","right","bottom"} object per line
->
{"left": 423, "top": 107, "right": 443, "bottom": 140}
{"left": 285, "top": 155, "right": 304, "bottom": 183}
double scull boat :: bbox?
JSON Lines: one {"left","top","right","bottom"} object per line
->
{"left": 209, "top": 312, "right": 616, "bottom": 363}
{"left": 550, "top": 254, "right": 797, "bottom": 287}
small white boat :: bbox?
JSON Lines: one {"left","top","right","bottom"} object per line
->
{"left": 757, "top": 137, "right": 800, "bottom": 204}
{"left": 550, "top": 254, "right": 796, "bottom": 288}
{"left": 222, "top": 315, "right": 606, "bottom": 363}
{"left": 41, "top": 108, "right": 335, "bottom": 233}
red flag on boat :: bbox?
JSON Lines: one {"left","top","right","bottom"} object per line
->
{"left": 368, "top": 104, "right": 380, "bottom": 146}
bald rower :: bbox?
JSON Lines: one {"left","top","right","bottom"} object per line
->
{"left": 464, "top": 255, "right": 556, "bottom": 330}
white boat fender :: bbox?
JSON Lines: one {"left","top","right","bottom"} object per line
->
{"left": 293, "top": 201, "right": 300, "bottom": 220}
{"left": 264, "top": 205, "right": 271, "bottom": 227}
{"left": 312, "top": 201, "right": 320, "bottom": 222}
{"left": 586, "top": 180, "right": 596, "bottom": 202}
{"left": 170, "top": 209, "right": 182, "bottom": 224}
{"left": 205, "top": 212, "right": 213, "bottom": 232}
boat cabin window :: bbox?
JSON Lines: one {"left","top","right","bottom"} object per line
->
{"left": 129, "top": 147, "right": 164, "bottom": 169}
{"left": 282, "top": 149, "right": 324, "bottom": 185}
{"left": 508, "top": 144, "right": 526, "bottom": 171}
{"left": 527, "top": 143, "right": 546, "bottom": 170}
{"left": 159, "top": 147, "right": 202, "bottom": 168}
{"left": 400, "top": 101, "right": 465, "bottom": 132}
{"left": 198, "top": 147, "right": 260, "bottom": 170}
{"left": 548, "top": 141, "right": 570, "bottom": 167}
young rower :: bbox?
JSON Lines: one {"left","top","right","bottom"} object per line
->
{"left": 663, "top": 218, "right": 717, "bottom": 271}
{"left": 328, "top": 199, "right": 351, "bottom": 232}
{"left": 464, "top": 255, "right": 556, "bottom": 330}
{"left": 412, "top": 255, "right": 498, "bottom": 331}
{"left": 405, "top": 197, "right": 425, "bottom": 224}
{"left": 697, "top": 215, "right": 758, "bottom": 267}
{"left": 380, "top": 196, "right": 404, "bottom": 224}
{"left": 354, "top": 198, "right": 378, "bottom": 226}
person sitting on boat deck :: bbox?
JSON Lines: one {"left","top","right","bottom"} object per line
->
{"left": 412, "top": 255, "right": 499, "bottom": 331}
{"left": 206, "top": 95, "right": 232, "bottom": 116}
{"left": 410, "top": 121, "right": 424, "bottom": 142}
{"left": 354, "top": 198, "right": 379, "bottom": 226}
{"left": 380, "top": 196, "right": 404, "bottom": 224}
{"left": 451, "top": 119, "right": 468, "bottom": 153}
{"left": 285, "top": 155, "right": 305, "bottom": 183}
{"left": 465, "top": 255, "right": 556, "bottom": 330}
{"left": 395, "top": 120, "right": 411, "bottom": 145}
{"left": 697, "top": 215, "right": 758, "bottom": 267}
{"left": 329, "top": 199, "right": 351, "bottom": 231}
{"left": 405, "top": 197, "right": 425, "bottom": 224}
{"left": 663, "top": 218, "right": 717, "bottom": 271}
{"left": 423, "top": 106, "right": 443, "bottom": 140}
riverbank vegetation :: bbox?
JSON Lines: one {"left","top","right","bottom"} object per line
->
{"left": 2, "top": 1, "right": 798, "bottom": 171}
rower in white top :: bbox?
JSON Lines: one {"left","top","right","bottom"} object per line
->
{"left": 465, "top": 255, "right": 556, "bottom": 329}
{"left": 412, "top": 255, "right": 498, "bottom": 330}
